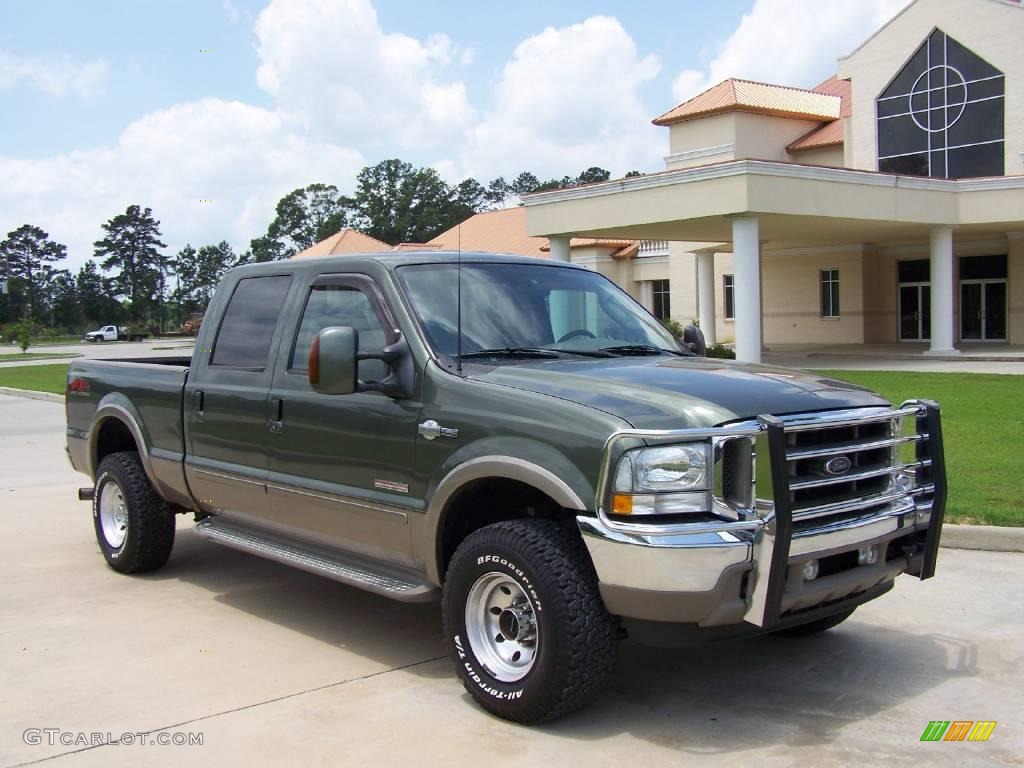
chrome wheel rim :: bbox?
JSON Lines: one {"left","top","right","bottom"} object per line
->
{"left": 99, "top": 482, "right": 128, "bottom": 549}
{"left": 465, "top": 571, "right": 539, "bottom": 682}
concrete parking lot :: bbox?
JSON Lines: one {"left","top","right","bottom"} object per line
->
{"left": 1, "top": 392, "right": 1021, "bottom": 767}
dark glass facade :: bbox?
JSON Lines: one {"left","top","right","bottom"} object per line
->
{"left": 876, "top": 29, "right": 1004, "bottom": 179}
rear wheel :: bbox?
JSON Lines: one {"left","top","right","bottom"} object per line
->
{"left": 775, "top": 608, "right": 855, "bottom": 637}
{"left": 92, "top": 452, "right": 175, "bottom": 573}
{"left": 442, "top": 519, "right": 617, "bottom": 723}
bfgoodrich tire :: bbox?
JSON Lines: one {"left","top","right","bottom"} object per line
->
{"left": 442, "top": 519, "right": 617, "bottom": 723}
{"left": 775, "top": 608, "right": 856, "bottom": 637}
{"left": 92, "top": 451, "right": 175, "bottom": 573}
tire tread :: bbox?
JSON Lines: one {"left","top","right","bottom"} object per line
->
{"left": 443, "top": 519, "right": 616, "bottom": 723}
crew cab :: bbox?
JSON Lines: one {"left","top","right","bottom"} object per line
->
{"left": 65, "top": 252, "right": 946, "bottom": 723}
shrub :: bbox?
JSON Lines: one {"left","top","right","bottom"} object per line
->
{"left": 706, "top": 343, "right": 736, "bottom": 359}
{"left": 660, "top": 318, "right": 686, "bottom": 339}
{"left": 10, "top": 319, "right": 38, "bottom": 353}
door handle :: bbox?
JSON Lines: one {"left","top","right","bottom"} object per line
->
{"left": 192, "top": 390, "right": 205, "bottom": 419}
{"left": 269, "top": 397, "right": 284, "bottom": 434}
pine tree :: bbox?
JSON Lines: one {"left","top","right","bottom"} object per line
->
{"left": 93, "top": 205, "right": 167, "bottom": 322}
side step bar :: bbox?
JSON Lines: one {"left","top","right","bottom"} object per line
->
{"left": 194, "top": 518, "right": 439, "bottom": 603}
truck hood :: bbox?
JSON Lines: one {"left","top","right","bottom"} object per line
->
{"left": 468, "top": 356, "right": 889, "bottom": 429}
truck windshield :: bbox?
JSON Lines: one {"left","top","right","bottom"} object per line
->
{"left": 396, "top": 263, "right": 684, "bottom": 360}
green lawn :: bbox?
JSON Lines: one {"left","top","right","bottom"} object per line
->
{"left": 0, "top": 352, "right": 82, "bottom": 362}
{"left": 0, "top": 363, "right": 1018, "bottom": 526}
{"left": 815, "top": 370, "right": 1023, "bottom": 527}
{"left": 0, "top": 363, "right": 70, "bottom": 395}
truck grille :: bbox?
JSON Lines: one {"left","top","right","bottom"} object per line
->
{"left": 777, "top": 409, "right": 933, "bottom": 529}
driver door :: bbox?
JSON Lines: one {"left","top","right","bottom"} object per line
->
{"left": 262, "top": 273, "right": 422, "bottom": 565}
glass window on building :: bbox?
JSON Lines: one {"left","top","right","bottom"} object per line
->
{"left": 820, "top": 269, "right": 840, "bottom": 318}
{"left": 723, "top": 274, "right": 735, "bottom": 319}
{"left": 651, "top": 279, "right": 671, "bottom": 321}
{"left": 876, "top": 28, "right": 1005, "bottom": 179}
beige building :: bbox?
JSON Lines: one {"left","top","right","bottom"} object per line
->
{"left": 524, "top": 0, "right": 1024, "bottom": 362}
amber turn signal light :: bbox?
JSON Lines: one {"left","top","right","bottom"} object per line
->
{"left": 611, "top": 493, "right": 633, "bottom": 515}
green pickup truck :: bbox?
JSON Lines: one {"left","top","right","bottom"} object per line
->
{"left": 65, "top": 252, "right": 946, "bottom": 723}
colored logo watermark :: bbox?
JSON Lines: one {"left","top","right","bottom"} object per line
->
{"left": 920, "top": 721, "right": 997, "bottom": 742}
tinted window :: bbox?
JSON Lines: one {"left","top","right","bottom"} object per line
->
{"left": 651, "top": 279, "right": 671, "bottom": 320}
{"left": 898, "top": 259, "right": 930, "bottom": 283}
{"left": 397, "top": 263, "right": 680, "bottom": 358}
{"left": 723, "top": 274, "right": 735, "bottom": 320}
{"left": 820, "top": 269, "right": 840, "bottom": 318}
{"left": 291, "top": 285, "right": 389, "bottom": 381}
{"left": 211, "top": 276, "right": 291, "bottom": 369}
{"left": 959, "top": 255, "right": 1007, "bottom": 280}
{"left": 876, "top": 28, "right": 1004, "bottom": 179}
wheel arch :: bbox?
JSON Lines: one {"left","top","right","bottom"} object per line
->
{"left": 424, "top": 456, "right": 589, "bottom": 586}
{"left": 89, "top": 400, "right": 157, "bottom": 490}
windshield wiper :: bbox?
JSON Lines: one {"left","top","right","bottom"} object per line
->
{"left": 598, "top": 344, "right": 683, "bottom": 356}
{"left": 459, "top": 347, "right": 561, "bottom": 359}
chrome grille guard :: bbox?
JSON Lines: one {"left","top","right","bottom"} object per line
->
{"left": 593, "top": 400, "right": 947, "bottom": 628}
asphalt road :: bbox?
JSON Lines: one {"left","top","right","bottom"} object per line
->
{"left": 1, "top": 393, "right": 1021, "bottom": 768}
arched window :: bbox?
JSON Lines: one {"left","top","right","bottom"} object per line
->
{"left": 876, "top": 29, "right": 1004, "bottom": 179}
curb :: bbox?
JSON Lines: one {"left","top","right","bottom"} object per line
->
{"left": 0, "top": 386, "right": 64, "bottom": 404}
{"left": 940, "top": 524, "right": 1024, "bottom": 553}
{"left": 803, "top": 351, "right": 1024, "bottom": 363}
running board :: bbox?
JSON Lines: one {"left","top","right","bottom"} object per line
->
{"left": 194, "top": 518, "right": 438, "bottom": 603}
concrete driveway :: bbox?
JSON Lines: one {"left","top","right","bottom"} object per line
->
{"left": 1, "top": 393, "right": 1020, "bottom": 767}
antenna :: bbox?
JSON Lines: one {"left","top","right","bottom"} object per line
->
{"left": 456, "top": 223, "right": 463, "bottom": 373}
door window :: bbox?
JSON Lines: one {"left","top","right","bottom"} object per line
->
{"left": 290, "top": 284, "right": 390, "bottom": 381}
{"left": 210, "top": 276, "right": 292, "bottom": 369}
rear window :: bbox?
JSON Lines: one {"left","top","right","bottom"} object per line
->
{"left": 211, "top": 276, "right": 291, "bottom": 369}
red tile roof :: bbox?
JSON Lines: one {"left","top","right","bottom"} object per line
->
{"left": 788, "top": 76, "right": 852, "bottom": 152}
{"left": 292, "top": 228, "right": 392, "bottom": 258}
{"left": 653, "top": 78, "right": 842, "bottom": 126}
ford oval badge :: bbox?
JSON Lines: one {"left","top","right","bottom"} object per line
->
{"left": 824, "top": 456, "right": 853, "bottom": 475}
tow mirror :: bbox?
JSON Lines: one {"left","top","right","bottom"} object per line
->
{"left": 309, "top": 326, "right": 358, "bottom": 395}
{"left": 683, "top": 324, "right": 707, "bottom": 356}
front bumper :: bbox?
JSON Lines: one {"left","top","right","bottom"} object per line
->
{"left": 580, "top": 401, "right": 946, "bottom": 629}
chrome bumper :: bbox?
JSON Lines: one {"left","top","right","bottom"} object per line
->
{"left": 580, "top": 401, "right": 947, "bottom": 628}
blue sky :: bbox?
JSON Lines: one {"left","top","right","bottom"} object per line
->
{"left": 0, "top": 0, "right": 907, "bottom": 268}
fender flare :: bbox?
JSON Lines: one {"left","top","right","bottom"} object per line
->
{"left": 423, "top": 455, "right": 588, "bottom": 585}
{"left": 88, "top": 401, "right": 158, "bottom": 490}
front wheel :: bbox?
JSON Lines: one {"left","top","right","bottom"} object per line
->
{"left": 442, "top": 519, "right": 617, "bottom": 723}
{"left": 93, "top": 451, "right": 175, "bottom": 573}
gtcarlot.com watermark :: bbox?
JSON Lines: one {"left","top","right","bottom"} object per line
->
{"left": 23, "top": 729, "right": 203, "bottom": 747}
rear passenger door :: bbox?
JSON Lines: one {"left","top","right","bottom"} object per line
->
{"left": 263, "top": 273, "right": 421, "bottom": 565}
{"left": 184, "top": 273, "right": 293, "bottom": 520}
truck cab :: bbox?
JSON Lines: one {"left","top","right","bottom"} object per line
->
{"left": 84, "top": 325, "right": 119, "bottom": 342}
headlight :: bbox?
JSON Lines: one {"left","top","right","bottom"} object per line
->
{"left": 613, "top": 444, "right": 709, "bottom": 493}
{"left": 610, "top": 443, "right": 710, "bottom": 518}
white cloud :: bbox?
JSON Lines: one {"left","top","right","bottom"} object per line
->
{"left": 453, "top": 16, "right": 663, "bottom": 181}
{"left": 671, "top": 0, "right": 912, "bottom": 102}
{"left": 254, "top": 0, "right": 476, "bottom": 148}
{"left": 0, "top": 99, "right": 364, "bottom": 267}
{"left": 1, "top": 3, "right": 669, "bottom": 273}
{"left": 0, "top": 49, "right": 108, "bottom": 99}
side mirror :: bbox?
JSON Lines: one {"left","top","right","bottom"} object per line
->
{"left": 309, "top": 326, "right": 358, "bottom": 395}
{"left": 683, "top": 324, "right": 707, "bottom": 356}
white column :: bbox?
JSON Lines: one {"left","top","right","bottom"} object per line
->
{"left": 696, "top": 251, "right": 717, "bottom": 345}
{"left": 926, "top": 227, "right": 958, "bottom": 355}
{"left": 731, "top": 216, "right": 761, "bottom": 363}
{"left": 548, "top": 236, "right": 571, "bottom": 262}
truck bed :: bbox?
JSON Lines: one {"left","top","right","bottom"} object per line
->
{"left": 65, "top": 357, "right": 192, "bottom": 508}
